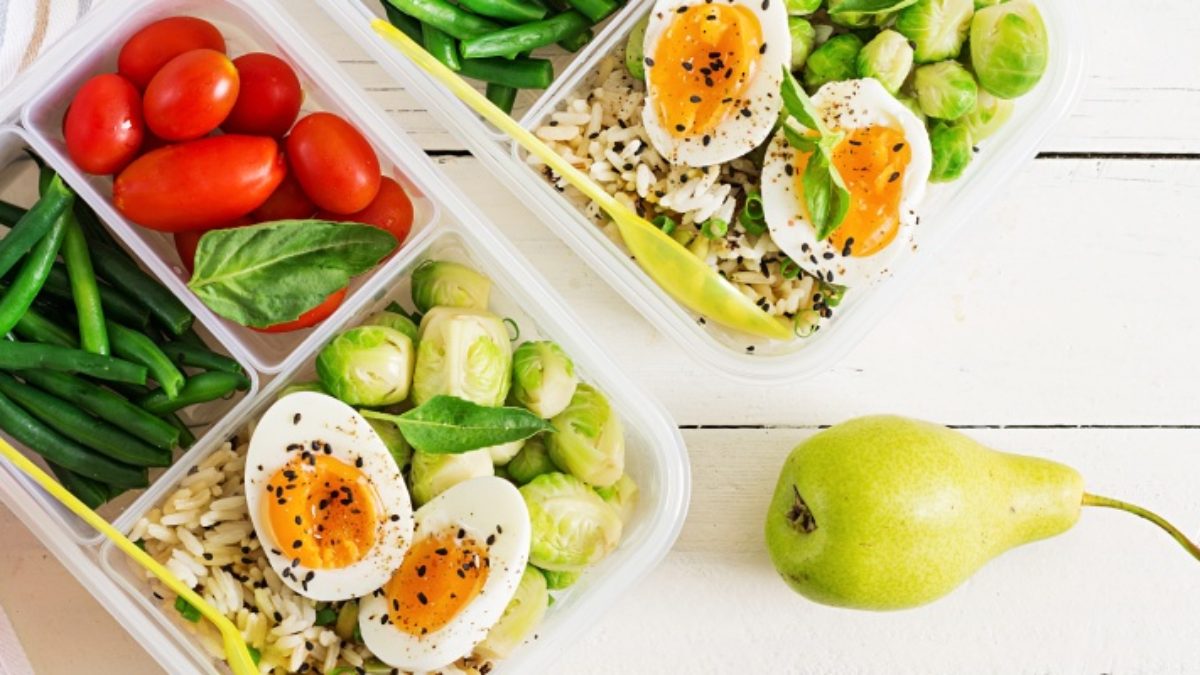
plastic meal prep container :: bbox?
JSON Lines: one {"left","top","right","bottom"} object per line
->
{"left": 0, "top": 0, "right": 690, "bottom": 673}
{"left": 319, "top": 0, "right": 1088, "bottom": 384}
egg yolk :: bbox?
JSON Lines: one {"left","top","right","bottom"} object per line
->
{"left": 264, "top": 454, "right": 378, "bottom": 570}
{"left": 649, "top": 3, "right": 763, "bottom": 139}
{"left": 383, "top": 529, "right": 491, "bottom": 637}
{"left": 793, "top": 126, "right": 913, "bottom": 257}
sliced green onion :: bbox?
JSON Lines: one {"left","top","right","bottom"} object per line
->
{"left": 793, "top": 310, "right": 822, "bottom": 338}
{"left": 315, "top": 606, "right": 338, "bottom": 626}
{"left": 780, "top": 258, "right": 800, "bottom": 279}
{"left": 701, "top": 218, "right": 729, "bottom": 240}
{"left": 247, "top": 645, "right": 261, "bottom": 666}
{"left": 739, "top": 191, "right": 768, "bottom": 236}
{"left": 652, "top": 215, "right": 678, "bottom": 235}
{"left": 174, "top": 595, "right": 201, "bottom": 622}
{"left": 503, "top": 317, "right": 521, "bottom": 342}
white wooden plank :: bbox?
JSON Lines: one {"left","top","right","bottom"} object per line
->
{"left": 288, "top": 0, "right": 1200, "bottom": 153}
{"left": 432, "top": 155, "right": 1200, "bottom": 427}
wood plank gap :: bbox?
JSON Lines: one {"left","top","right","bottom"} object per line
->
{"left": 679, "top": 423, "right": 1200, "bottom": 431}
{"left": 1037, "top": 151, "right": 1200, "bottom": 161}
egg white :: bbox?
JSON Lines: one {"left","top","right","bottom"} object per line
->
{"left": 762, "top": 78, "right": 933, "bottom": 289}
{"left": 244, "top": 392, "right": 415, "bottom": 602}
{"left": 642, "top": 0, "right": 791, "bottom": 167}
{"left": 359, "top": 476, "right": 531, "bottom": 672}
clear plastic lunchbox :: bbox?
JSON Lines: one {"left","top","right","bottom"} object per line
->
{"left": 318, "top": 0, "right": 1087, "bottom": 383}
{"left": 0, "top": 0, "right": 690, "bottom": 673}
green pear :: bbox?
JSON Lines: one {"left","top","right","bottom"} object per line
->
{"left": 765, "top": 415, "right": 1199, "bottom": 611}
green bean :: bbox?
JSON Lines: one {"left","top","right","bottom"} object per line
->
{"left": 457, "top": 56, "right": 555, "bottom": 89}
{"left": 486, "top": 83, "right": 519, "bottom": 115}
{"left": 0, "top": 200, "right": 26, "bottom": 226}
{"left": 381, "top": 0, "right": 423, "bottom": 41}
{"left": 162, "top": 412, "right": 195, "bottom": 449}
{"left": 0, "top": 372, "right": 170, "bottom": 467}
{"left": 558, "top": 26, "right": 593, "bottom": 52}
{"left": 107, "top": 321, "right": 184, "bottom": 399}
{"left": 49, "top": 463, "right": 110, "bottom": 509}
{"left": 20, "top": 370, "right": 180, "bottom": 451}
{"left": 137, "top": 371, "right": 250, "bottom": 415}
{"left": 90, "top": 244, "right": 193, "bottom": 336}
{"left": 563, "top": 0, "right": 617, "bottom": 22}
{"left": 458, "top": 0, "right": 547, "bottom": 23}
{"left": 0, "top": 342, "right": 147, "bottom": 385}
{"left": 422, "top": 22, "right": 462, "bottom": 71}
{"left": 461, "top": 11, "right": 589, "bottom": 58}
{"left": 160, "top": 341, "right": 244, "bottom": 376}
{"left": 0, "top": 386, "right": 147, "bottom": 488}
{"left": 385, "top": 0, "right": 501, "bottom": 41}
{"left": 13, "top": 306, "right": 77, "bottom": 348}
{"left": 35, "top": 264, "right": 152, "bottom": 331}
{"left": 0, "top": 210, "right": 68, "bottom": 336}
{"left": 62, "top": 215, "right": 109, "bottom": 355}
{"left": 0, "top": 175, "right": 72, "bottom": 279}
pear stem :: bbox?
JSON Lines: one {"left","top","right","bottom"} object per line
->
{"left": 1082, "top": 492, "right": 1200, "bottom": 562}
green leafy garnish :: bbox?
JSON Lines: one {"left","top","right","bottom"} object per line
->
{"left": 314, "top": 606, "right": 338, "bottom": 626}
{"left": 780, "top": 67, "right": 853, "bottom": 242}
{"left": 363, "top": 395, "right": 553, "bottom": 455}
{"left": 188, "top": 220, "right": 396, "bottom": 328}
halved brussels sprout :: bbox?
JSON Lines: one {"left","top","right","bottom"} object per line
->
{"left": 540, "top": 568, "right": 580, "bottom": 590}
{"left": 803, "top": 34, "right": 863, "bottom": 92}
{"left": 409, "top": 449, "right": 494, "bottom": 506}
{"left": 595, "top": 474, "right": 639, "bottom": 526}
{"left": 896, "top": 93, "right": 927, "bottom": 123}
{"left": 788, "top": 17, "right": 816, "bottom": 72}
{"left": 857, "top": 30, "right": 915, "bottom": 95}
{"left": 913, "top": 60, "right": 978, "bottom": 120}
{"left": 895, "top": 0, "right": 974, "bottom": 63}
{"left": 547, "top": 384, "right": 625, "bottom": 488}
{"left": 366, "top": 417, "right": 412, "bottom": 473}
{"left": 511, "top": 341, "right": 578, "bottom": 419}
{"left": 507, "top": 435, "right": 556, "bottom": 485}
{"left": 316, "top": 326, "right": 414, "bottom": 407}
{"left": 278, "top": 381, "right": 325, "bottom": 399}
{"left": 785, "top": 0, "right": 822, "bottom": 15}
{"left": 365, "top": 310, "right": 419, "bottom": 344}
{"left": 970, "top": 0, "right": 1048, "bottom": 99}
{"left": 476, "top": 566, "right": 549, "bottom": 660}
{"left": 410, "top": 260, "right": 491, "bottom": 314}
{"left": 487, "top": 438, "right": 525, "bottom": 466}
{"left": 521, "top": 472, "right": 623, "bottom": 572}
{"left": 413, "top": 307, "right": 512, "bottom": 407}
{"left": 929, "top": 122, "right": 974, "bottom": 182}
{"left": 974, "top": 0, "right": 1002, "bottom": 6}
{"left": 960, "top": 89, "right": 1014, "bottom": 143}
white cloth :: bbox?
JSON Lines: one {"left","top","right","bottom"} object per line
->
{"left": 0, "top": 0, "right": 93, "bottom": 89}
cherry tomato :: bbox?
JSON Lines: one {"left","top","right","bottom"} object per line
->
{"left": 64, "top": 74, "right": 144, "bottom": 175}
{"left": 114, "top": 135, "right": 286, "bottom": 232}
{"left": 252, "top": 173, "right": 316, "bottom": 222}
{"left": 221, "top": 53, "right": 303, "bottom": 138}
{"left": 316, "top": 177, "right": 414, "bottom": 252}
{"left": 144, "top": 49, "right": 240, "bottom": 141}
{"left": 173, "top": 216, "right": 253, "bottom": 275}
{"left": 252, "top": 288, "right": 347, "bottom": 333}
{"left": 286, "top": 112, "right": 380, "bottom": 214}
{"left": 118, "top": 17, "right": 226, "bottom": 90}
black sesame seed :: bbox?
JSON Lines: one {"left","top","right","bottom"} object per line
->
{"left": 293, "top": 413, "right": 301, "bottom": 425}
{"left": 435, "top": 548, "right": 448, "bottom": 556}
{"left": 292, "top": 540, "right": 303, "bottom": 549}
{"left": 417, "top": 565, "right": 426, "bottom": 577}
{"left": 417, "top": 592, "right": 428, "bottom": 605}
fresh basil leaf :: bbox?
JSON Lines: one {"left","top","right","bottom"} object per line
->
{"left": 780, "top": 66, "right": 824, "bottom": 133}
{"left": 783, "top": 125, "right": 819, "bottom": 154}
{"left": 829, "top": 0, "right": 920, "bottom": 14}
{"left": 363, "top": 396, "right": 553, "bottom": 455}
{"left": 803, "top": 149, "right": 834, "bottom": 237}
{"left": 188, "top": 220, "right": 395, "bottom": 328}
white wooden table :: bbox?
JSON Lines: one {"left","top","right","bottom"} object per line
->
{"left": 4, "top": 2, "right": 1200, "bottom": 673}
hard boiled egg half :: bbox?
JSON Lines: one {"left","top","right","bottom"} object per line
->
{"left": 359, "top": 476, "right": 531, "bottom": 672}
{"left": 762, "top": 78, "right": 933, "bottom": 289}
{"left": 244, "top": 392, "right": 414, "bottom": 602}
{"left": 641, "top": 0, "right": 790, "bottom": 167}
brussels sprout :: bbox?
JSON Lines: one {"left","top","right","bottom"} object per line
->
{"left": 974, "top": 0, "right": 1003, "bottom": 9}
{"left": 278, "top": 381, "right": 325, "bottom": 399}
{"left": 895, "top": 0, "right": 974, "bottom": 63}
{"left": 595, "top": 474, "right": 639, "bottom": 525}
{"left": 511, "top": 341, "right": 578, "bottom": 419}
{"left": 929, "top": 122, "right": 974, "bottom": 182}
{"left": 788, "top": 17, "right": 816, "bottom": 71}
{"left": 913, "top": 61, "right": 978, "bottom": 120}
{"left": 366, "top": 417, "right": 412, "bottom": 472}
{"left": 410, "top": 260, "right": 491, "bottom": 314}
{"left": 970, "top": 0, "right": 1048, "bottom": 99}
{"left": 476, "top": 567, "right": 549, "bottom": 660}
{"left": 520, "top": 472, "right": 623, "bottom": 572}
{"left": 785, "top": 0, "right": 822, "bottom": 15}
{"left": 487, "top": 438, "right": 525, "bottom": 465}
{"left": 803, "top": 34, "right": 863, "bottom": 92}
{"left": 316, "top": 326, "right": 414, "bottom": 407}
{"left": 365, "top": 310, "right": 419, "bottom": 344}
{"left": 507, "top": 435, "right": 556, "bottom": 485}
{"left": 896, "top": 93, "right": 927, "bottom": 122}
{"left": 540, "top": 568, "right": 580, "bottom": 590}
{"left": 856, "top": 30, "right": 914, "bottom": 94}
{"left": 959, "top": 89, "right": 1014, "bottom": 143}
{"left": 413, "top": 307, "right": 512, "bottom": 407}
{"left": 625, "top": 14, "right": 649, "bottom": 80}
{"left": 547, "top": 384, "right": 624, "bottom": 488}
{"left": 409, "top": 449, "right": 493, "bottom": 506}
